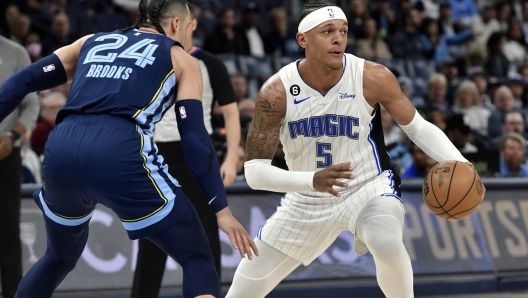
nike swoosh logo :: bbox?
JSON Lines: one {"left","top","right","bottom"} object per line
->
{"left": 208, "top": 196, "right": 217, "bottom": 205}
{"left": 294, "top": 97, "right": 311, "bottom": 104}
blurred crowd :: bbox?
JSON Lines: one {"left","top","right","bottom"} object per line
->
{"left": 3, "top": 0, "right": 528, "bottom": 183}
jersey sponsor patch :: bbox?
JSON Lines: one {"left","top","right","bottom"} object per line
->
{"left": 179, "top": 106, "right": 187, "bottom": 119}
{"left": 338, "top": 92, "right": 356, "bottom": 100}
{"left": 43, "top": 64, "right": 55, "bottom": 72}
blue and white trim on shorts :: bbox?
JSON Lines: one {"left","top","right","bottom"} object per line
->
{"left": 39, "top": 191, "right": 94, "bottom": 226}
{"left": 381, "top": 169, "right": 401, "bottom": 201}
{"left": 119, "top": 128, "right": 178, "bottom": 231}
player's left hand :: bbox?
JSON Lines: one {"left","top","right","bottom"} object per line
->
{"left": 216, "top": 207, "right": 259, "bottom": 260}
{"left": 0, "top": 136, "right": 13, "bottom": 161}
{"left": 220, "top": 157, "right": 237, "bottom": 187}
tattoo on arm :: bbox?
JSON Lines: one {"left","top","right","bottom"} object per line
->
{"left": 245, "top": 80, "right": 285, "bottom": 161}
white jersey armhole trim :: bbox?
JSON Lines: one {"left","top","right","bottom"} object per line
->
{"left": 278, "top": 66, "right": 292, "bottom": 125}
{"left": 353, "top": 57, "right": 374, "bottom": 118}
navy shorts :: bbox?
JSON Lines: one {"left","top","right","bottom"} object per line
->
{"left": 35, "top": 115, "right": 188, "bottom": 239}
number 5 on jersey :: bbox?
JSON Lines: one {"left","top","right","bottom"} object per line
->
{"left": 317, "top": 143, "right": 332, "bottom": 168}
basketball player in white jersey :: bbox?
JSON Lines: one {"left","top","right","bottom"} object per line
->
{"left": 225, "top": 2, "right": 485, "bottom": 298}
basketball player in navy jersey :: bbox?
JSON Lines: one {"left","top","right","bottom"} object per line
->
{"left": 226, "top": 2, "right": 484, "bottom": 298}
{"left": 0, "top": 1, "right": 257, "bottom": 297}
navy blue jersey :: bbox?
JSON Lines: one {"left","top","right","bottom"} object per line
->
{"left": 58, "top": 29, "right": 179, "bottom": 135}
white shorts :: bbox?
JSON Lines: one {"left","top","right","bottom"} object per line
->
{"left": 257, "top": 170, "right": 402, "bottom": 265}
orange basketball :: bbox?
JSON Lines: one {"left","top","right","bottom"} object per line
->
{"left": 422, "top": 160, "right": 484, "bottom": 221}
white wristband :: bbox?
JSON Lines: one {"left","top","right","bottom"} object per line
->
{"left": 244, "top": 159, "right": 315, "bottom": 193}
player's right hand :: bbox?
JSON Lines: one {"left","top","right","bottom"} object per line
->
{"left": 216, "top": 207, "right": 259, "bottom": 260}
{"left": 313, "top": 162, "right": 355, "bottom": 197}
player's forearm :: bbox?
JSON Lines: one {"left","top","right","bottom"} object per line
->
{"left": 245, "top": 159, "right": 315, "bottom": 192}
{"left": 176, "top": 100, "right": 228, "bottom": 213}
{"left": 399, "top": 110, "right": 468, "bottom": 163}
{"left": 221, "top": 104, "right": 241, "bottom": 161}
{"left": 0, "top": 54, "right": 67, "bottom": 123}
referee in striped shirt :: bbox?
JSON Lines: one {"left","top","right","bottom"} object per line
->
{"left": 131, "top": 4, "right": 240, "bottom": 297}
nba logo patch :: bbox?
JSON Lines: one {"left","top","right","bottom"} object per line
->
{"left": 134, "top": 32, "right": 141, "bottom": 36}
{"left": 179, "top": 106, "right": 187, "bottom": 119}
{"left": 43, "top": 64, "right": 55, "bottom": 72}
{"left": 328, "top": 8, "right": 335, "bottom": 18}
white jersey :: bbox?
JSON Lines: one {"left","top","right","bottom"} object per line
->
{"left": 278, "top": 54, "right": 397, "bottom": 197}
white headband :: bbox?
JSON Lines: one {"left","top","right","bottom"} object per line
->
{"left": 298, "top": 6, "right": 348, "bottom": 33}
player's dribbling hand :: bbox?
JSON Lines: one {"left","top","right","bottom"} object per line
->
{"left": 216, "top": 207, "right": 259, "bottom": 260}
{"left": 313, "top": 162, "right": 355, "bottom": 197}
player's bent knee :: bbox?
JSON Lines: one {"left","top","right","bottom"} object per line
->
{"left": 362, "top": 216, "right": 405, "bottom": 258}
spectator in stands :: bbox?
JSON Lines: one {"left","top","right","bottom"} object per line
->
{"left": 42, "top": 13, "right": 73, "bottom": 56}
{"left": 238, "top": 99, "right": 255, "bottom": 119}
{"left": 470, "top": 71, "right": 494, "bottom": 109}
{"left": 231, "top": 73, "right": 248, "bottom": 102}
{"left": 453, "top": 80, "right": 491, "bottom": 137}
{"left": 9, "top": 14, "right": 31, "bottom": 45}
{"left": 413, "top": 0, "right": 439, "bottom": 20}
{"left": 235, "top": 3, "right": 265, "bottom": 57}
{"left": 264, "top": 8, "right": 299, "bottom": 56}
{"left": 448, "top": 0, "right": 479, "bottom": 29}
{"left": 508, "top": 75, "right": 527, "bottom": 108}
{"left": 438, "top": 2, "right": 458, "bottom": 36}
{"left": 203, "top": 7, "right": 243, "bottom": 55}
{"left": 522, "top": 2, "right": 528, "bottom": 42}
{"left": 1, "top": 5, "right": 20, "bottom": 38}
{"left": 24, "top": 33, "right": 43, "bottom": 62}
{"left": 356, "top": 18, "right": 392, "bottom": 60}
{"left": 346, "top": 0, "right": 369, "bottom": 39}
{"left": 370, "top": 0, "right": 396, "bottom": 39}
{"left": 422, "top": 17, "right": 473, "bottom": 63}
{"left": 428, "top": 110, "right": 447, "bottom": 131}
{"left": 390, "top": 8, "right": 433, "bottom": 60}
{"left": 30, "top": 92, "right": 66, "bottom": 156}
{"left": 0, "top": 35, "right": 39, "bottom": 298}
{"left": 519, "top": 64, "right": 528, "bottom": 81}
{"left": 400, "top": 141, "right": 436, "bottom": 178}
{"left": 462, "top": 42, "right": 488, "bottom": 77}
{"left": 439, "top": 59, "right": 462, "bottom": 104}
{"left": 485, "top": 32, "right": 509, "bottom": 78}
{"left": 490, "top": 111, "right": 528, "bottom": 149}
{"left": 488, "top": 86, "right": 527, "bottom": 138}
{"left": 445, "top": 114, "right": 478, "bottom": 154}
{"left": 498, "top": 132, "right": 528, "bottom": 177}
{"left": 424, "top": 73, "right": 452, "bottom": 115}
{"left": 496, "top": 2, "right": 512, "bottom": 32}
{"left": 474, "top": 4, "right": 501, "bottom": 45}
{"left": 503, "top": 19, "right": 528, "bottom": 65}
{"left": 512, "top": 0, "right": 524, "bottom": 22}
